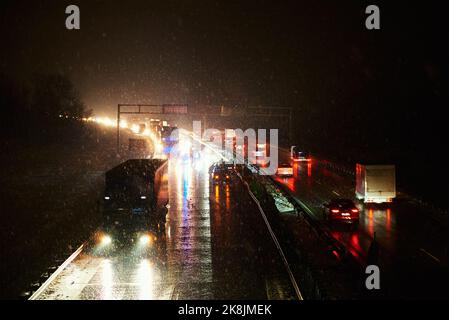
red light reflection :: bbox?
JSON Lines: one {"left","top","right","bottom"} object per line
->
{"left": 368, "top": 208, "right": 374, "bottom": 236}
{"left": 293, "top": 163, "right": 299, "bottom": 179}
{"left": 284, "top": 177, "right": 296, "bottom": 192}
{"left": 386, "top": 208, "right": 391, "bottom": 232}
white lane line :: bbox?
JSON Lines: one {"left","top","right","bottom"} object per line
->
{"left": 420, "top": 248, "right": 441, "bottom": 263}
{"left": 332, "top": 190, "right": 341, "bottom": 197}
{"left": 29, "top": 243, "right": 85, "bottom": 300}
{"left": 197, "top": 132, "right": 303, "bottom": 300}
{"left": 241, "top": 177, "right": 303, "bottom": 301}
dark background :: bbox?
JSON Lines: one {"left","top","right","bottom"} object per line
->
{"left": 1, "top": 0, "right": 448, "bottom": 206}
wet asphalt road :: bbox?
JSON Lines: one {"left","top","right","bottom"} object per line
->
{"left": 30, "top": 143, "right": 449, "bottom": 299}
{"left": 32, "top": 155, "right": 296, "bottom": 300}
{"left": 275, "top": 150, "right": 449, "bottom": 298}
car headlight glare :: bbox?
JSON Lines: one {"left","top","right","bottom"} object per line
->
{"left": 140, "top": 234, "right": 151, "bottom": 245}
{"left": 101, "top": 234, "right": 112, "bottom": 245}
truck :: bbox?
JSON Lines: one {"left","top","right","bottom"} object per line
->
{"left": 128, "top": 138, "right": 149, "bottom": 156}
{"left": 104, "top": 159, "right": 168, "bottom": 223}
{"left": 161, "top": 126, "right": 179, "bottom": 155}
{"left": 161, "top": 126, "right": 178, "bottom": 143}
{"left": 290, "top": 146, "right": 311, "bottom": 162}
{"left": 355, "top": 164, "right": 396, "bottom": 203}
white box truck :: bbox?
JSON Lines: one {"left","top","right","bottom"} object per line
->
{"left": 355, "top": 164, "right": 396, "bottom": 203}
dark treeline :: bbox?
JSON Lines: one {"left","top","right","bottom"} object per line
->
{"left": 0, "top": 73, "right": 91, "bottom": 144}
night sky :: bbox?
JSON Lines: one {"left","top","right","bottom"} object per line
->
{"left": 2, "top": 1, "right": 446, "bottom": 115}
{"left": 1, "top": 0, "right": 448, "bottom": 186}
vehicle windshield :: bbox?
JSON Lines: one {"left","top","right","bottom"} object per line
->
{"left": 213, "top": 166, "right": 229, "bottom": 173}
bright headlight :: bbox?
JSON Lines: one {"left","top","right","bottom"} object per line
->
{"left": 139, "top": 234, "right": 151, "bottom": 245}
{"left": 101, "top": 234, "right": 112, "bottom": 245}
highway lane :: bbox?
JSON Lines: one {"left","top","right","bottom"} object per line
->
{"left": 275, "top": 149, "right": 449, "bottom": 298}
{"left": 31, "top": 153, "right": 297, "bottom": 300}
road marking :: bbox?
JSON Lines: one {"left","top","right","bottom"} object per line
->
{"left": 332, "top": 190, "right": 341, "bottom": 197}
{"left": 29, "top": 243, "right": 85, "bottom": 300}
{"left": 170, "top": 283, "right": 179, "bottom": 300}
{"left": 197, "top": 134, "right": 303, "bottom": 300}
{"left": 242, "top": 177, "right": 303, "bottom": 300}
{"left": 420, "top": 248, "right": 440, "bottom": 263}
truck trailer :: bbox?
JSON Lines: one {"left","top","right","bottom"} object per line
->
{"left": 104, "top": 159, "right": 168, "bottom": 222}
{"left": 355, "top": 164, "right": 396, "bottom": 203}
{"left": 128, "top": 138, "right": 149, "bottom": 155}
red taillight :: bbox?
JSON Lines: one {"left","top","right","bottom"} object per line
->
{"left": 351, "top": 209, "right": 359, "bottom": 213}
{"left": 214, "top": 175, "right": 219, "bottom": 179}
{"left": 331, "top": 209, "right": 340, "bottom": 213}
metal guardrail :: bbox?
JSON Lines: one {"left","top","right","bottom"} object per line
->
{"left": 268, "top": 177, "right": 358, "bottom": 264}
{"left": 238, "top": 169, "right": 332, "bottom": 299}
{"left": 239, "top": 175, "right": 304, "bottom": 300}
{"left": 196, "top": 137, "right": 305, "bottom": 299}
{"left": 187, "top": 133, "right": 365, "bottom": 298}
{"left": 245, "top": 158, "right": 361, "bottom": 263}
{"left": 28, "top": 243, "right": 85, "bottom": 300}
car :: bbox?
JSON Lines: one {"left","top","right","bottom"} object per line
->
{"left": 276, "top": 163, "right": 293, "bottom": 177}
{"left": 224, "top": 162, "right": 236, "bottom": 172}
{"left": 291, "top": 146, "right": 311, "bottom": 162}
{"left": 210, "top": 163, "right": 232, "bottom": 184}
{"left": 323, "top": 199, "right": 359, "bottom": 223}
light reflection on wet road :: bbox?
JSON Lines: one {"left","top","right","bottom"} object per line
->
{"left": 275, "top": 151, "right": 449, "bottom": 298}
{"left": 34, "top": 155, "right": 296, "bottom": 300}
